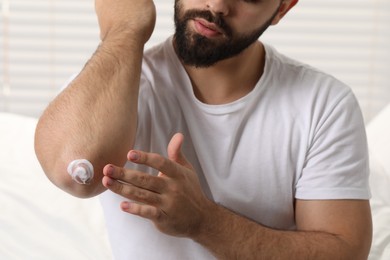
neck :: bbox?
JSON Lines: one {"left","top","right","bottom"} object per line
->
{"left": 178, "top": 41, "right": 266, "bottom": 105}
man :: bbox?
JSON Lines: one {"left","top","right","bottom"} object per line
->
{"left": 34, "top": 0, "right": 372, "bottom": 258}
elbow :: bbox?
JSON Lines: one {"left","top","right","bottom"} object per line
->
{"left": 351, "top": 211, "right": 373, "bottom": 260}
{"left": 345, "top": 247, "right": 371, "bottom": 260}
{"left": 341, "top": 217, "right": 372, "bottom": 260}
{"left": 52, "top": 166, "right": 105, "bottom": 199}
{"left": 38, "top": 154, "right": 105, "bottom": 198}
{"left": 56, "top": 175, "right": 106, "bottom": 199}
{"left": 34, "top": 127, "right": 105, "bottom": 199}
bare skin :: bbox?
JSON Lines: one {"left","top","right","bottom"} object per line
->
{"left": 34, "top": 0, "right": 372, "bottom": 258}
{"left": 34, "top": 0, "right": 156, "bottom": 197}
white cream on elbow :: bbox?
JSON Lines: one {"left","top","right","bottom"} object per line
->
{"left": 67, "top": 159, "right": 94, "bottom": 185}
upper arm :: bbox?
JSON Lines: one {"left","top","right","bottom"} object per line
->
{"left": 295, "top": 199, "right": 372, "bottom": 259}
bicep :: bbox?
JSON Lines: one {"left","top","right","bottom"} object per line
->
{"left": 295, "top": 199, "right": 372, "bottom": 258}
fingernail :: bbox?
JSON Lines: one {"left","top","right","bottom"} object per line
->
{"left": 128, "top": 151, "right": 139, "bottom": 161}
{"left": 105, "top": 177, "right": 113, "bottom": 186}
{"left": 121, "top": 201, "right": 130, "bottom": 210}
{"left": 106, "top": 165, "right": 114, "bottom": 176}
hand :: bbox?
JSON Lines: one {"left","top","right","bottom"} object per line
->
{"left": 95, "top": 0, "right": 156, "bottom": 43}
{"left": 102, "top": 133, "right": 212, "bottom": 237}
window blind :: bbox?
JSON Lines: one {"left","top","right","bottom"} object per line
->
{"left": 1, "top": 0, "right": 389, "bottom": 122}
{"left": 262, "top": 0, "right": 390, "bottom": 122}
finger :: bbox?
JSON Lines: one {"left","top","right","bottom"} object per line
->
{"left": 121, "top": 201, "right": 165, "bottom": 222}
{"left": 128, "top": 150, "right": 180, "bottom": 178}
{"left": 102, "top": 176, "right": 162, "bottom": 206}
{"left": 103, "top": 164, "right": 166, "bottom": 193}
{"left": 167, "top": 133, "right": 193, "bottom": 169}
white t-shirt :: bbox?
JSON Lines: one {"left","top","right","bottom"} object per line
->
{"left": 100, "top": 37, "right": 370, "bottom": 259}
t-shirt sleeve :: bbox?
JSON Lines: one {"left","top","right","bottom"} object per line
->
{"left": 295, "top": 89, "right": 371, "bottom": 200}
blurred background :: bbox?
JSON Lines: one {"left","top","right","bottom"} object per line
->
{"left": 1, "top": 2, "right": 389, "bottom": 258}
{"left": 0, "top": 0, "right": 389, "bottom": 122}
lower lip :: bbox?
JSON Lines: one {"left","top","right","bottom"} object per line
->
{"left": 193, "top": 20, "right": 221, "bottom": 38}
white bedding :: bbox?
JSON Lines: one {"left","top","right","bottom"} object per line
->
{"left": 367, "top": 104, "right": 390, "bottom": 260}
{"left": 0, "top": 113, "right": 113, "bottom": 259}
{"left": 0, "top": 104, "right": 389, "bottom": 259}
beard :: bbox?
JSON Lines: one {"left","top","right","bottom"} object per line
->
{"left": 173, "top": 1, "right": 280, "bottom": 68}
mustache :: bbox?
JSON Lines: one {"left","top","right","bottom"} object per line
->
{"left": 181, "top": 10, "right": 232, "bottom": 37}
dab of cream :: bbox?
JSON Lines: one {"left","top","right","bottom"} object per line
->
{"left": 67, "top": 159, "right": 94, "bottom": 185}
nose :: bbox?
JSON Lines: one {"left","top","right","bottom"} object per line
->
{"left": 206, "top": 0, "right": 230, "bottom": 16}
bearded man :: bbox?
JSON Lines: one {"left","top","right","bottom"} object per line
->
{"left": 35, "top": 0, "right": 372, "bottom": 259}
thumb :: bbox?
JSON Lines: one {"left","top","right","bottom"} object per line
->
{"left": 167, "top": 133, "right": 192, "bottom": 169}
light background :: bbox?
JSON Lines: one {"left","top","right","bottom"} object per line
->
{"left": 0, "top": 0, "right": 389, "bottom": 122}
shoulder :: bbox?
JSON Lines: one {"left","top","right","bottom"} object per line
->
{"left": 143, "top": 36, "right": 177, "bottom": 70}
{"left": 265, "top": 44, "right": 348, "bottom": 88}
{"left": 138, "top": 37, "right": 188, "bottom": 111}
{"left": 140, "top": 36, "right": 185, "bottom": 87}
{"left": 262, "top": 43, "right": 357, "bottom": 112}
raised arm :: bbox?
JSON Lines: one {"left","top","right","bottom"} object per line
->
{"left": 34, "top": 0, "right": 156, "bottom": 198}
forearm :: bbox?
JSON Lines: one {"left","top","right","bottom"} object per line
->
{"left": 193, "top": 201, "right": 364, "bottom": 260}
{"left": 34, "top": 35, "right": 144, "bottom": 198}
